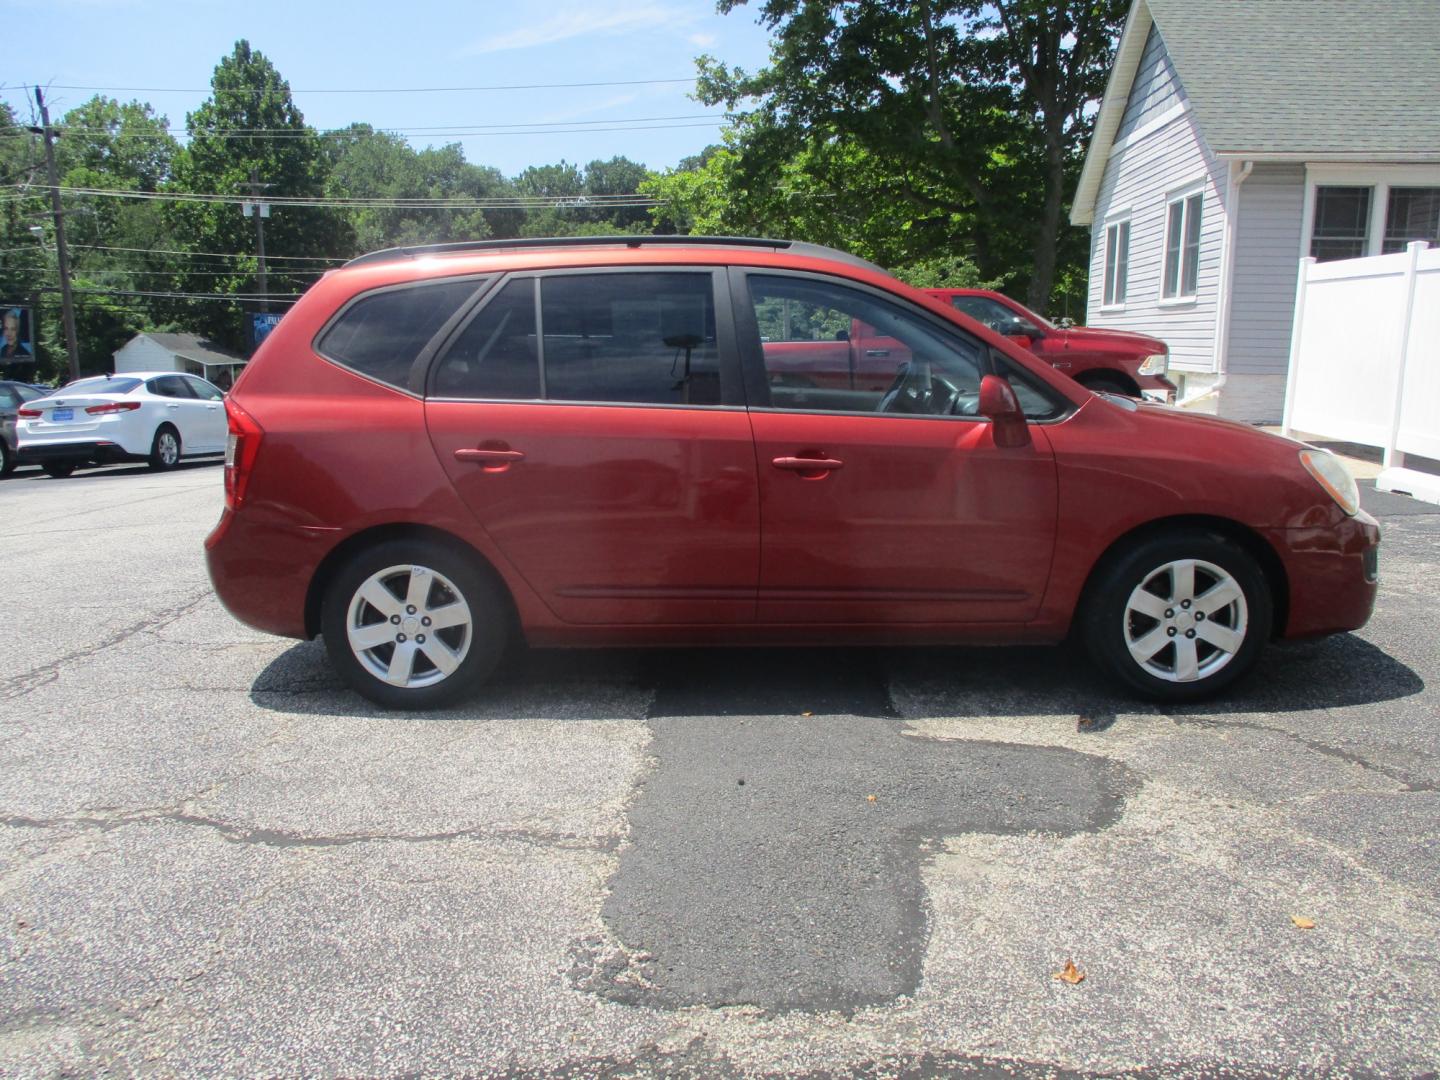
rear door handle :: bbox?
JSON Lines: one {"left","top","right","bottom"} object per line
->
{"left": 772, "top": 456, "right": 844, "bottom": 472}
{"left": 454, "top": 448, "right": 525, "bottom": 469}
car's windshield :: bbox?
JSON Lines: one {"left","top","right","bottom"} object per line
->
{"left": 60, "top": 376, "right": 141, "bottom": 395}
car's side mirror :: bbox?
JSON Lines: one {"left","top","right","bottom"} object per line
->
{"left": 979, "top": 374, "right": 1030, "bottom": 448}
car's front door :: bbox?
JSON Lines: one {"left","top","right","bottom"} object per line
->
{"left": 737, "top": 271, "right": 1059, "bottom": 626}
{"left": 425, "top": 269, "right": 760, "bottom": 625}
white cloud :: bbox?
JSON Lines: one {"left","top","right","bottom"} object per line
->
{"left": 461, "top": 3, "right": 698, "bottom": 56}
{"left": 688, "top": 33, "right": 717, "bottom": 48}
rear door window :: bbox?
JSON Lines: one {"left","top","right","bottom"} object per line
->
{"left": 540, "top": 272, "right": 722, "bottom": 406}
{"left": 319, "top": 278, "right": 485, "bottom": 390}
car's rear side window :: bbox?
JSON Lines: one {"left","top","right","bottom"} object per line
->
{"left": 319, "top": 278, "right": 484, "bottom": 390}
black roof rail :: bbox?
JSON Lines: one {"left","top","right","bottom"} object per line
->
{"left": 342, "top": 234, "right": 889, "bottom": 275}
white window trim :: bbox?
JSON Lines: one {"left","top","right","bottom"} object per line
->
{"left": 1158, "top": 181, "right": 1206, "bottom": 305}
{"left": 1101, "top": 216, "right": 1131, "bottom": 311}
{"left": 1301, "top": 163, "right": 1440, "bottom": 261}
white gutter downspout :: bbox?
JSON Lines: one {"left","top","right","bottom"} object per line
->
{"left": 1182, "top": 159, "right": 1252, "bottom": 409}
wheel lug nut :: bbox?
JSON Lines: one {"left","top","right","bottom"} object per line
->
{"left": 417, "top": 634, "right": 426, "bottom": 644}
{"left": 1181, "top": 600, "right": 1191, "bottom": 609}
{"left": 1185, "top": 629, "right": 1196, "bottom": 638}
{"left": 390, "top": 615, "right": 401, "bottom": 625}
{"left": 1167, "top": 627, "right": 1177, "bottom": 637}
{"left": 421, "top": 617, "right": 432, "bottom": 627}
{"left": 1165, "top": 608, "right": 1175, "bottom": 618}
{"left": 1195, "top": 611, "right": 1206, "bottom": 621}
{"left": 406, "top": 605, "right": 417, "bottom": 615}
{"left": 396, "top": 633, "right": 407, "bottom": 643}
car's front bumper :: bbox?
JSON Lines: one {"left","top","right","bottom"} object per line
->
{"left": 1265, "top": 509, "right": 1381, "bottom": 638}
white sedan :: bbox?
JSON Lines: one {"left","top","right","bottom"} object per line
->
{"left": 17, "top": 372, "right": 228, "bottom": 479}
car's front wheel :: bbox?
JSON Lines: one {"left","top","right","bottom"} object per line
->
{"left": 1082, "top": 532, "right": 1272, "bottom": 701}
{"left": 149, "top": 425, "right": 181, "bottom": 470}
{"left": 321, "top": 538, "right": 510, "bottom": 709}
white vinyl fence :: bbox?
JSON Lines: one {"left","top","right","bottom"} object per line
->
{"left": 1282, "top": 241, "right": 1440, "bottom": 502}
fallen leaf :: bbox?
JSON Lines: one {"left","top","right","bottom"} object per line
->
{"left": 1291, "top": 915, "right": 1316, "bottom": 930}
{"left": 801, "top": 711, "right": 813, "bottom": 717}
{"left": 866, "top": 794, "right": 878, "bottom": 803}
{"left": 1054, "top": 959, "right": 1085, "bottom": 985}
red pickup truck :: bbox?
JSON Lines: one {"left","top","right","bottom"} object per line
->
{"left": 923, "top": 288, "right": 1176, "bottom": 402}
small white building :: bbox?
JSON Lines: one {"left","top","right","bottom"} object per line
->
{"left": 113, "top": 332, "right": 247, "bottom": 390}
{"left": 1070, "top": 0, "right": 1440, "bottom": 423}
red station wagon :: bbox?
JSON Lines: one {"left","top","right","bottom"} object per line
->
{"left": 205, "top": 237, "right": 1379, "bottom": 709}
{"left": 923, "top": 287, "right": 1177, "bottom": 402}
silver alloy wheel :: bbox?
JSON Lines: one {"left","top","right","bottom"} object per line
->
{"left": 345, "top": 563, "right": 474, "bottom": 689}
{"left": 1123, "top": 558, "right": 1248, "bottom": 683}
{"left": 157, "top": 430, "right": 180, "bottom": 466}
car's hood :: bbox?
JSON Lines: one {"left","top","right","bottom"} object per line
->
{"left": 1061, "top": 325, "right": 1167, "bottom": 354}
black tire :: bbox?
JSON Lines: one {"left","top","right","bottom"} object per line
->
{"left": 0, "top": 438, "right": 13, "bottom": 476}
{"left": 321, "top": 537, "right": 510, "bottom": 709}
{"left": 1080, "top": 374, "right": 1136, "bottom": 397}
{"left": 42, "top": 461, "right": 76, "bottom": 479}
{"left": 1080, "top": 532, "right": 1272, "bottom": 702}
{"left": 148, "top": 425, "right": 181, "bottom": 470}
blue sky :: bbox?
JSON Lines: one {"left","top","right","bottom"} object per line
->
{"left": 3, "top": 0, "right": 776, "bottom": 176}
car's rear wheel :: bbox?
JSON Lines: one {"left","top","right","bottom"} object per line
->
{"left": 321, "top": 538, "right": 509, "bottom": 709}
{"left": 149, "top": 425, "right": 181, "bottom": 470}
{"left": 42, "top": 461, "right": 76, "bottom": 479}
{"left": 0, "top": 439, "right": 13, "bottom": 476}
{"left": 1082, "top": 533, "right": 1272, "bottom": 701}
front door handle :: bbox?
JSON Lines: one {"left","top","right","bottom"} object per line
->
{"left": 864, "top": 349, "right": 890, "bottom": 357}
{"left": 454, "top": 448, "right": 525, "bottom": 467}
{"left": 772, "top": 455, "right": 844, "bottom": 476}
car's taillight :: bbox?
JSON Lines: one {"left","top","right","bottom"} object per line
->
{"left": 17, "top": 407, "right": 41, "bottom": 419}
{"left": 224, "top": 397, "right": 264, "bottom": 510}
{"left": 85, "top": 401, "right": 142, "bottom": 414}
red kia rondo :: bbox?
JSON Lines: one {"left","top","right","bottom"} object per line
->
{"left": 205, "top": 237, "right": 1379, "bottom": 709}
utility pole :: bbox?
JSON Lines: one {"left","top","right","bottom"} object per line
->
{"left": 32, "top": 88, "right": 80, "bottom": 381}
{"left": 241, "top": 171, "right": 273, "bottom": 313}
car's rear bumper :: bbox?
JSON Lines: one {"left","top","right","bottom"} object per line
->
{"left": 206, "top": 508, "right": 331, "bottom": 639}
{"left": 18, "top": 440, "right": 146, "bottom": 465}
{"left": 1265, "top": 510, "right": 1380, "bottom": 638}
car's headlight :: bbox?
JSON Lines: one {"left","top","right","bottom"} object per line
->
{"left": 1137, "top": 353, "right": 1168, "bottom": 376}
{"left": 1299, "top": 449, "right": 1360, "bottom": 516}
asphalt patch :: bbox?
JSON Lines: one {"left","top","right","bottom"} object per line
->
{"left": 581, "top": 693, "right": 1137, "bottom": 1012}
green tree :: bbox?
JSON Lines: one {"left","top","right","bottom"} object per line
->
{"left": 168, "top": 40, "right": 351, "bottom": 348}
{"left": 700, "top": 0, "right": 1125, "bottom": 309}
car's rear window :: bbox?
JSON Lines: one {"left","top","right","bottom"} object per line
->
{"left": 319, "top": 277, "right": 486, "bottom": 390}
{"left": 61, "top": 377, "right": 140, "bottom": 395}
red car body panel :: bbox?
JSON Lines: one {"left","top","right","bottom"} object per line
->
{"left": 206, "top": 243, "right": 1377, "bottom": 655}
{"left": 923, "top": 287, "right": 1176, "bottom": 398}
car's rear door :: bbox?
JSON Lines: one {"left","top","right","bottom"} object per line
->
{"left": 425, "top": 268, "right": 760, "bottom": 625}
{"left": 734, "top": 269, "right": 1059, "bottom": 626}
{"left": 180, "top": 375, "right": 228, "bottom": 452}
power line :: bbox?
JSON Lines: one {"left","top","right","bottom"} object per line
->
{"left": 13, "top": 77, "right": 699, "bottom": 95}
{"left": 50, "top": 113, "right": 724, "bottom": 137}
{"left": 0, "top": 120, "right": 725, "bottom": 142}
{"left": 70, "top": 242, "right": 345, "bottom": 263}
{"left": 29, "top": 186, "right": 663, "bottom": 211}
{"left": 37, "top": 284, "right": 300, "bottom": 303}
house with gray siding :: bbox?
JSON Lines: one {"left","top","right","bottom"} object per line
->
{"left": 1071, "top": 0, "right": 1440, "bottom": 423}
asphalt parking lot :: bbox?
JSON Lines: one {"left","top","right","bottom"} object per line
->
{"left": 1, "top": 461, "right": 1437, "bottom": 1078}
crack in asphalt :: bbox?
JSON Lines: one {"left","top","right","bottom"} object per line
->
{"left": 1170, "top": 713, "right": 1439, "bottom": 792}
{"left": 0, "top": 811, "right": 617, "bottom": 852}
{"left": 0, "top": 591, "right": 213, "bottom": 701}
